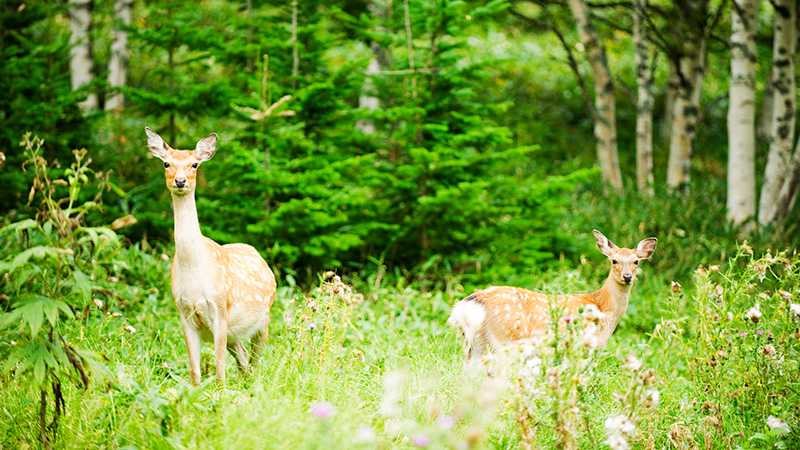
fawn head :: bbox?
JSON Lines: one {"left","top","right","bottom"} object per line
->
{"left": 592, "top": 230, "right": 657, "bottom": 286}
{"left": 145, "top": 127, "right": 217, "bottom": 196}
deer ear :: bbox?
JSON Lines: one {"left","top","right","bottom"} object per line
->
{"left": 592, "top": 229, "right": 617, "bottom": 257}
{"left": 145, "top": 127, "right": 168, "bottom": 161}
{"left": 636, "top": 237, "right": 657, "bottom": 260}
{"left": 194, "top": 133, "right": 217, "bottom": 162}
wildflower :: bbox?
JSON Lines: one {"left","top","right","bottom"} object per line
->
{"left": 745, "top": 305, "right": 762, "bottom": 323}
{"left": 436, "top": 415, "right": 455, "bottom": 430}
{"left": 308, "top": 322, "right": 317, "bottom": 331}
{"left": 582, "top": 303, "right": 605, "bottom": 324}
{"left": 739, "top": 331, "right": 748, "bottom": 338}
{"left": 581, "top": 325, "right": 601, "bottom": 349}
{"left": 563, "top": 316, "right": 574, "bottom": 324}
{"left": 160, "top": 253, "right": 170, "bottom": 261}
{"left": 644, "top": 389, "right": 660, "bottom": 408}
{"left": 740, "top": 241, "right": 753, "bottom": 255}
{"left": 605, "top": 414, "right": 635, "bottom": 435}
{"left": 605, "top": 433, "right": 629, "bottom": 450}
{"left": 671, "top": 281, "right": 682, "bottom": 294}
{"left": 354, "top": 426, "right": 376, "bottom": 444}
{"left": 622, "top": 354, "right": 642, "bottom": 371}
{"left": 310, "top": 401, "right": 335, "bottom": 420}
{"left": 123, "top": 324, "right": 136, "bottom": 334}
{"left": 709, "top": 265, "right": 720, "bottom": 272}
{"left": 411, "top": 434, "right": 431, "bottom": 448}
{"left": 767, "top": 416, "right": 790, "bottom": 434}
{"left": 762, "top": 345, "right": 776, "bottom": 357}
{"left": 713, "top": 285, "right": 724, "bottom": 299}
{"left": 778, "top": 290, "right": 792, "bottom": 301}
{"left": 790, "top": 303, "right": 800, "bottom": 318}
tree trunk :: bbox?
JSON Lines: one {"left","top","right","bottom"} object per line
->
{"left": 106, "top": 0, "right": 132, "bottom": 111}
{"left": 357, "top": 56, "right": 381, "bottom": 134}
{"left": 758, "top": 0, "right": 796, "bottom": 225}
{"left": 666, "top": 40, "right": 705, "bottom": 190}
{"left": 757, "top": 81, "right": 773, "bottom": 139}
{"left": 726, "top": 0, "right": 758, "bottom": 227}
{"left": 358, "top": 1, "right": 392, "bottom": 134}
{"left": 69, "top": 0, "right": 97, "bottom": 111}
{"left": 662, "top": 65, "right": 679, "bottom": 141}
{"left": 634, "top": 0, "right": 654, "bottom": 195}
{"left": 774, "top": 140, "right": 800, "bottom": 221}
{"left": 567, "top": 0, "right": 623, "bottom": 191}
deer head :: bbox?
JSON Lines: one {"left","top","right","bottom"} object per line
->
{"left": 145, "top": 127, "right": 217, "bottom": 196}
{"left": 592, "top": 229, "right": 657, "bottom": 286}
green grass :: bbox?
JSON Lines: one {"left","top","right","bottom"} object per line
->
{"left": 2, "top": 248, "right": 798, "bottom": 449}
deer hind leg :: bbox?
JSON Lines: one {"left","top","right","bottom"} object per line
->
{"left": 227, "top": 341, "right": 251, "bottom": 373}
{"left": 251, "top": 315, "right": 270, "bottom": 366}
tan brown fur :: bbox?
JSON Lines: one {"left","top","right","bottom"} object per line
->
{"left": 449, "top": 230, "right": 656, "bottom": 364}
{"left": 146, "top": 127, "right": 276, "bottom": 384}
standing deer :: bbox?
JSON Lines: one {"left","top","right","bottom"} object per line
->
{"left": 145, "top": 127, "right": 276, "bottom": 385}
{"left": 448, "top": 230, "right": 656, "bottom": 364}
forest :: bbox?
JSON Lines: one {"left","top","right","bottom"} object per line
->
{"left": 0, "top": 0, "right": 799, "bottom": 448}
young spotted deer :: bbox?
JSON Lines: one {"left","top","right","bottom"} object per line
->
{"left": 448, "top": 230, "right": 656, "bottom": 364}
{"left": 145, "top": 127, "right": 276, "bottom": 385}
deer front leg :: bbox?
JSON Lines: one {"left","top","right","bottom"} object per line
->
{"left": 179, "top": 315, "right": 202, "bottom": 385}
{"left": 213, "top": 314, "right": 228, "bottom": 384}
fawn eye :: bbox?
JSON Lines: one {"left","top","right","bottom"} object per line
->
{"left": 612, "top": 259, "right": 618, "bottom": 265}
{"left": 634, "top": 260, "right": 639, "bottom": 265}
{"left": 163, "top": 162, "right": 170, "bottom": 168}
{"left": 191, "top": 163, "right": 198, "bottom": 169}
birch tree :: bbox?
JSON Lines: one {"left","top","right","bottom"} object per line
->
{"left": 726, "top": 0, "right": 758, "bottom": 226}
{"left": 567, "top": 0, "right": 623, "bottom": 191}
{"left": 634, "top": 0, "right": 654, "bottom": 194}
{"left": 758, "top": 0, "right": 796, "bottom": 225}
{"left": 106, "top": 0, "right": 132, "bottom": 111}
{"left": 69, "top": 0, "right": 97, "bottom": 111}
{"left": 666, "top": 43, "right": 706, "bottom": 189}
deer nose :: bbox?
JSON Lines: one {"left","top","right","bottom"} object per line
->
{"left": 623, "top": 273, "right": 633, "bottom": 283}
{"left": 174, "top": 178, "right": 186, "bottom": 188}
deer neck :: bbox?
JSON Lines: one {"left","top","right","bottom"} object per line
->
{"left": 598, "top": 273, "right": 633, "bottom": 328}
{"left": 171, "top": 192, "right": 207, "bottom": 267}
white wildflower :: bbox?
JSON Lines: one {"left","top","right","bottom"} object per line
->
{"left": 622, "top": 354, "right": 642, "bottom": 371}
{"left": 767, "top": 416, "right": 790, "bottom": 434}
{"left": 605, "top": 433, "right": 630, "bottom": 450}
{"left": 354, "top": 426, "right": 376, "bottom": 443}
{"left": 790, "top": 303, "right": 800, "bottom": 318}
{"left": 644, "top": 388, "right": 660, "bottom": 408}
{"left": 605, "top": 414, "right": 636, "bottom": 435}
{"left": 745, "top": 304, "right": 762, "bottom": 323}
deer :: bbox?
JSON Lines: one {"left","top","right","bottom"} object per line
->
{"left": 145, "top": 127, "right": 277, "bottom": 385}
{"left": 448, "top": 230, "right": 656, "bottom": 365}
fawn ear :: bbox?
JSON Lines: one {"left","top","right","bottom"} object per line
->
{"left": 636, "top": 237, "right": 657, "bottom": 260}
{"left": 592, "top": 229, "right": 618, "bottom": 257}
{"left": 194, "top": 133, "right": 217, "bottom": 162}
{"left": 145, "top": 127, "right": 168, "bottom": 161}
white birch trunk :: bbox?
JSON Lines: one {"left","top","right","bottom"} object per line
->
{"left": 634, "top": 0, "right": 654, "bottom": 195}
{"left": 726, "top": 0, "right": 758, "bottom": 226}
{"left": 69, "top": 0, "right": 97, "bottom": 111}
{"left": 662, "top": 65, "right": 679, "bottom": 141}
{"left": 357, "top": 56, "right": 381, "bottom": 133}
{"left": 758, "top": 0, "right": 796, "bottom": 225}
{"left": 568, "top": 0, "right": 623, "bottom": 191}
{"left": 666, "top": 42, "right": 705, "bottom": 189}
{"left": 106, "top": 0, "right": 132, "bottom": 111}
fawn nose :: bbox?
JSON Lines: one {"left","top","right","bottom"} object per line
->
{"left": 623, "top": 273, "right": 633, "bottom": 284}
{"left": 174, "top": 178, "right": 187, "bottom": 188}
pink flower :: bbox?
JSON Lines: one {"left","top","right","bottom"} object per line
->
{"left": 437, "top": 415, "right": 455, "bottom": 430}
{"left": 745, "top": 305, "right": 762, "bottom": 323}
{"left": 310, "top": 401, "right": 335, "bottom": 420}
{"left": 412, "top": 434, "right": 431, "bottom": 447}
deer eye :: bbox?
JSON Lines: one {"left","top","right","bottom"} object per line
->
{"left": 191, "top": 163, "right": 198, "bottom": 169}
{"left": 163, "top": 162, "right": 170, "bottom": 168}
{"left": 612, "top": 260, "right": 618, "bottom": 265}
{"left": 634, "top": 260, "right": 639, "bottom": 265}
